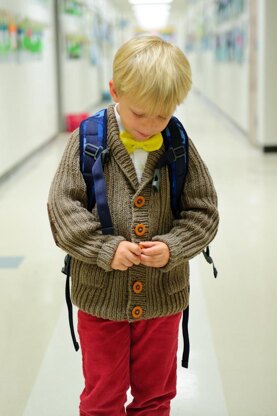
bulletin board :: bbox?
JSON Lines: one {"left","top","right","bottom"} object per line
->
{"left": 0, "top": 9, "right": 47, "bottom": 63}
{"left": 185, "top": 0, "right": 248, "bottom": 64}
{"left": 215, "top": 0, "right": 247, "bottom": 64}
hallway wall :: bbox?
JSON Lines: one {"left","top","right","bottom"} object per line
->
{"left": 173, "top": 0, "right": 277, "bottom": 149}
{"left": 0, "top": 0, "right": 58, "bottom": 178}
{"left": 0, "top": 0, "right": 129, "bottom": 178}
{"left": 58, "top": 0, "right": 122, "bottom": 117}
{"left": 173, "top": 0, "right": 249, "bottom": 133}
{"left": 257, "top": 0, "right": 277, "bottom": 148}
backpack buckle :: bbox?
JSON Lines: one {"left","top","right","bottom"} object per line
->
{"left": 169, "top": 145, "right": 186, "bottom": 161}
{"left": 85, "top": 143, "right": 103, "bottom": 160}
{"left": 101, "top": 148, "right": 110, "bottom": 165}
{"left": 62, "top": 254, "right": 71, "bottom": 276}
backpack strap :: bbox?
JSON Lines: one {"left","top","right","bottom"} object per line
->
{"left": 62, "top": 254, "right": 79, "bottom": 351}
{"left": 80, "top": 109, "right": 106, "bottom": 211}
{"left": 80, "top": 109, "right": 114, "bottom": 235}
{"left": 157, "top": 116, "right": 191, "bottom": 369}
{"left": 153, "top": 116, "right": 217, "bottom": 368}
{"left": 63, "top": 108, "right": 114, "bottom": 352}
{"left": 153, "top": 115, "right": 189, "bottom": 216}
{"left": 182, "top": 306, "right": 190, "bottom": 368}
{"left": 203, "top": 246, "right": 218, "bottom": 278}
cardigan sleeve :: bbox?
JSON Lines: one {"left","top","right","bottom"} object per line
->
{"left": 152, "top": 138, "right": 219, "bottom": 272}
{"left": 47, "top": 130, "right": 125, "bottom": 271}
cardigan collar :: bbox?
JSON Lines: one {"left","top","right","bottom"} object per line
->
{"left": 106, "top": 104, "right": 165, "bottom": 193}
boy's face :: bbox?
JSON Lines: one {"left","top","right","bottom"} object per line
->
{"left": 109, "top": 81, "right": 172, "bottom": 141}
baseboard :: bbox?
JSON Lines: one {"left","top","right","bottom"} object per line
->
{"left": 263, "top": 145, "right": 277, "bottom": 153}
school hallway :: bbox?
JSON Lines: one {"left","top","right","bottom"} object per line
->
{"left": 0, "top": 90, "right": 276, "bottom": 416}
{"left": 1, "top": 0, "right": 277, "bottom": 415}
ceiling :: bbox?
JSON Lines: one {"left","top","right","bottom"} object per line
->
{"left": 111, "top": 0, "right": 187, "bottom": 21}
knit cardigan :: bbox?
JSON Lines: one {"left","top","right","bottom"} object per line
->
{"left": 47, "top": 105, "right": 219, "bottom": 322}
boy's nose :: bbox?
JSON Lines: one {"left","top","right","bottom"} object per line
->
{"left": 141, "top": 118, "right": 159, "bottom": 134}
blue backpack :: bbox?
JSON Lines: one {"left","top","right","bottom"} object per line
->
{"left": 62, "top": 108, "right": 217, "bottom": 368}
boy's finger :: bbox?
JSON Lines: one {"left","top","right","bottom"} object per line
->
{"left": 128, "top": 243, "right": 142, "bottom": 255}
{"left": 132, "top": 256, "right": 141, "bottom": 265}
{"left": 141, "top": 246, "right": 159, "bottom": 256}
{"left": 140, "top": 255, "right": 152, "bottom": 265}
{"left": 122, "top": 259, "right": 133, "bottom": 268}
{"left": 139, "top": 241, "right": 156, "bottom": 249}
{"left": 140, "top": 255, "right": 160, "bottom": 267}
{"left": 127, "top": 252, "right": 141, "bottom": 265}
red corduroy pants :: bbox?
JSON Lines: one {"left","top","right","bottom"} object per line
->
{"left": 77, "top": 310, "right": 182, "bottom": 416}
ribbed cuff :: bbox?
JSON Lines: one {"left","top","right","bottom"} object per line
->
{"left": 96, "top": 236, "right": 125, "bottom": 271}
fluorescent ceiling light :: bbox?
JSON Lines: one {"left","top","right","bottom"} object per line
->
{"left": 132, "top": 4, "right": 171, "bottom": 29}
{"left": 129, "top": 0, "right": 173, "bottom": 5}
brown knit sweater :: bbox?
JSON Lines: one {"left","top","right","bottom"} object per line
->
{"left": 47, "top": 105, "right": 219, "bottom": 321}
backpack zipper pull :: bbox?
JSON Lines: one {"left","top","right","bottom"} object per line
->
{"left": 152, "top": 168, "right": 161, "bottom": 192}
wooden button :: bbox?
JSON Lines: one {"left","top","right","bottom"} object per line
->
{"left": 133, "top": 281, "right": 143, "bottom": 294}
{"left": 134, "top": 224, "right": 146, "bottom": 236}
{"left": 132, "top": 306, "right": 143, "bottom": 319}
{"left": 134, "top": 196, "right": 145, "bottom": 208}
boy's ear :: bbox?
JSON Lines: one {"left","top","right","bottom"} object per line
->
{"left": 109, "top": 80, "right": 119, "bottom": 102}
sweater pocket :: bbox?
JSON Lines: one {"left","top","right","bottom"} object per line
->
{"left": 166, "top": 263, "right": 189, "bottom": 295}
{"left": 71, "top": 258, "right": 106, "bottom": 289}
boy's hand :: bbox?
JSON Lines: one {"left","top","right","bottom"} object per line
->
{"left": 111, "top": 241, "right": 141, "bottom": 271}
{"left": 139, "top": 241, "right": 170, "bottom": 268}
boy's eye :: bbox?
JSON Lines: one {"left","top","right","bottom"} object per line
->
{"left": 133, "top": 111, "right": 144, "bottom": 118}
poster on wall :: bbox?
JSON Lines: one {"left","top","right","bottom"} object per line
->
{"left": 215, "top": 0, "right": 247, "bottom": 64}
{"left": 35, "top": 0, "right": 51, "bottom": 5}
{"left": 65, "top": 33, "right": 88, "bottom": 59}
{"left": 185, "top": 1, "right": 215, "bottom": 53}
{"left": 89, "top": 12, "right": 114, "bottom": 65}
{"left": 89, "top": 12, "right": 102, "bottom": 66}
{"left": 215, "top": 25, "right": 246, "bottom": 63}
{"left": 184, "top": 0, "right": 247, "bottom": 63}
{"left": 63, "top": 0, "right": 85, "bottom": 16}
{"left": 216, "top": 0, "right": 246, "bottom": 21}
{"left": 0, "top": 9, "right": 47, "bottom": 63}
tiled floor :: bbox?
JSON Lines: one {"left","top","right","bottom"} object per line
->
{"left": 0, "top": 92, "right": 276, "bottom": 416}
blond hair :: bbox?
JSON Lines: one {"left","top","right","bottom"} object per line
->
{"left": 112, "top": 35, "right": 192, "bottom": 117}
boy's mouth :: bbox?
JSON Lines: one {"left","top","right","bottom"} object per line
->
{"left": 135, "top": 130, "right": 151, "bottom": 140}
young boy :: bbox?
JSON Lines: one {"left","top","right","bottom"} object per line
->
{"left": 47, "top": 36, "right": 219, "bottom": 416}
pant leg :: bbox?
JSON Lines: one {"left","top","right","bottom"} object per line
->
{"left": 126, "top": 312, "right": 182, "bottom": 416}
{"left": 78, "top": 310, "right": 130, "bottom": 416}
